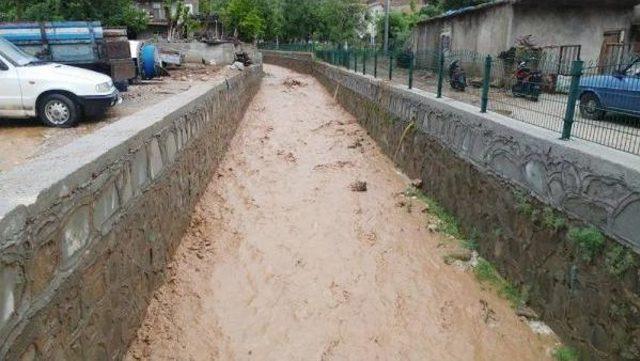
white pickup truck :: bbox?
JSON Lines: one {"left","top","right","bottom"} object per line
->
{"left": 0, "top": 37, "right": 120, "bottom": 127}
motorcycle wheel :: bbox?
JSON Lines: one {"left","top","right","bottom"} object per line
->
{"left": 511, "top": 84, "right": 522, "bottom": 98}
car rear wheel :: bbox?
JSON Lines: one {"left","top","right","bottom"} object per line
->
{"left": 38, "top": 93, "right": 79, "bottom": 128}
{"left": 579, "top": 92, "right": 605, "bottom": 120}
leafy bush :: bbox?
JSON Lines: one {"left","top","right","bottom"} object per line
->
{"left": 553, "top": 346, "right": 579, "bottom": 361}
{"left": 568, "top": 226, "right": 605, "bottom": 262}
{"left": 605, "top": 245, "right": 636, "bottom": 276}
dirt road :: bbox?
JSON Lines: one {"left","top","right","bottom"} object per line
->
{"left": 125, "top": 64, "right": 557, "bottom": 361}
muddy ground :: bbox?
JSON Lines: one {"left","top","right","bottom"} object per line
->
{"left": 124, "top": 64, "right": 560, "bottom": 360}
{"left": 0, "top": 64, "right": 236, "bottom": 172}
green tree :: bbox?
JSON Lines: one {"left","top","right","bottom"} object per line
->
{"left": 280, "top": 0, "right": 320, "bottom": 42}
{"left": 377, "top": 9, "right": 420, "bottom": 50}
{"left": 316, "top": 0, "right": 365, "bottom": 44}
{"left": 0, "top": 0, "right": 148, "bottom": 33}
{"left": 222, "top": 0, "right": 266, "bottom": 41}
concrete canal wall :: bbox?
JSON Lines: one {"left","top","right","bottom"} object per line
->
{"left": 263, "top": 50, "right": 640, "bottom": 360}
{"left": 0, "top": 65, "right": 263, "bottom": 360}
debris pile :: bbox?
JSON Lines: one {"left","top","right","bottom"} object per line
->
{"left": 283, "top": 77, "right": 306, "bottom": 89}
{"left": 350, "top": 181, "right": 368, "bottom": 192}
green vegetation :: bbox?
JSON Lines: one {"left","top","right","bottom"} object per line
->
{"left": 514, "top": 191, "right": 566, "bottom": 230}
{"left": 203, "top": 0, "right": 367, "bottom": 43}
{"left": 542, "top": 207, "right": 566, "bottom": 231}
{"left": 605, "top": 244, "right": 636, "bottom": 276}
{"left": 514, "top": 190, "right": 537, "bottom": 219}
{"left": 474, "top": 258, "right": 523, "bottom": 307}
{"left": 552, "top": 346, "right": 579, "bottom": 361}
{"left": 403, "top": 188, "right": 527, "bottom": 308}
{"left": 376, "top": 0, "right": 491, "bottom": 51}
{"left": 457, "top": 227, "right": 480, "bottom": 251}
{"left": 377, "top": 9, "right": 422, "bottom": 51}
{"left": 0, "top": 0, "right": 494, "bottom": 45}
{"left": 568, "top": 226, "right": 605, "bottom": 262}
{"left": 404, "top": 186, "right": 461, "bottom": 238}
{"left": 0, "top": 0, "right": 148, "bottom": 33}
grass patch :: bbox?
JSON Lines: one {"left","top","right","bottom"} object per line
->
{"left": 552, "top": 346, "right": 579, "bottom": 361}
{"left": 460, "top": 227, "right": 480, "bottom": 250}
{"left": 605, "top": 245, "right": 636, "bottom": 277}
{"left": 407, "top": 187, "right": 524, "bottom": 307}
{"left": 542, "top": 207, "right": 566, "bottom": 231}
{"left": 474, "top": 258, "right": 522, "bottom": 307}
{"left": 514, "top": 190, "right": 536, "bottom": 219}
{"left": 404, "top": 186, "right": 461, "bottom": 238}
{"left": 461, "top": 238, "right": 478, "bottom": 251}
{"left": 568, "top": 226, "right": 605, "bottom": 262}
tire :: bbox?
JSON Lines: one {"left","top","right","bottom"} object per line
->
{"left": 38, "top": 93, "right": 79, "bottom": 128}
{"left": 115, "top": 81, "right": 129, "bottom": 92}
{"left": 579, "top": 92, "right": 605, "bottom": 120}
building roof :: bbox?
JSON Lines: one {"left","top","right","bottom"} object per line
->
{"left": 416, "top": 0, "right": 512, "bottom": 24}
{"left": 365, "top": 0, "right": 419, "bottom": 9}
{"left": 417, "top": 0, "right": 640, "bottom": 25}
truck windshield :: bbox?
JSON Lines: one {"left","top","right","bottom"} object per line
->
{"left": 0, "top": 37, "right": 39, "bottom": 66}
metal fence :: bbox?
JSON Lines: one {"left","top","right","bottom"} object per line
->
{"left": 259, "top": 43, "right": 640, "bottom": 156}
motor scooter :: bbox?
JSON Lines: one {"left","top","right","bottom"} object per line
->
{"left": 512, "top": 61, "right": 542, "bottom": 101}
{"left": 448, "top": 60, "right": 467, "bottom": 91}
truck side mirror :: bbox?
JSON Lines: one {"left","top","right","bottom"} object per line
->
{"left": 0, "top": 61, "right": 7, "bottom": 71}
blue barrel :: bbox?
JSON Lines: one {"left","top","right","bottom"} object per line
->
{"left": 140, "top": 44, "right": 158, "bottom": 79}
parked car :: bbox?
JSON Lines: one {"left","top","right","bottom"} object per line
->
{"left": 0, "top": 22, "right": 137, "bottom": 91}
{"left": 0, "top": 36, "right": 120, "bottom": 127}
{"left": 578, "top": 58, "right": 640, "bottom": 120}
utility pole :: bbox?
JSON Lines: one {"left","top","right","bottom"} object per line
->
{"left": 383, "top": 0, "right": 390, "bottom": 55}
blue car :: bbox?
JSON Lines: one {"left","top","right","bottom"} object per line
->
{"left": 579, "top": 59, "right": 640, "bottom": 120}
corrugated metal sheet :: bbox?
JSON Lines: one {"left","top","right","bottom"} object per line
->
{"left": 0, "top": 22, "right": 103, "bottom": 44}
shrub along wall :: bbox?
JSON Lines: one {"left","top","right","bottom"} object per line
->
{"left": 263, "top": 50, "right": 640, "bottom": 360}
{"left": 0, "top": 65, "right": 263, "bottom": 360}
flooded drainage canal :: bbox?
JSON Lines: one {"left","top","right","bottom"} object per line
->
{"left": 125, "top": 65, "right": 559, "bottom": 360}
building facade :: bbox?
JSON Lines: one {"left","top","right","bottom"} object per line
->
{"left": 412, "top": 0, "right": 640, "bottom": 67}
{"left": 135, "top": 0, "right": 200, "bottom": 25}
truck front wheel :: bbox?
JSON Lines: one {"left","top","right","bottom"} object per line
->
{"left": 38, "top": 93, "right": 79, "bottom": 128}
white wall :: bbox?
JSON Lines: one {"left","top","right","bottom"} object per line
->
{"left": 512, "top": 4, "right": 634, "bottom": 63}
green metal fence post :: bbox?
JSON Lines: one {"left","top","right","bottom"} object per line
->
{"left": 363, "top": 50, "right": 367, "bottom": 74}
{"left": 374, "top": 51, "right": 378, "bottom": 78}
{"left": 481, "top": 55, "right": 492, "bottom": 113}
{"left": 436, "top": 51, "right": 444, "bottom": 98}
{"left": 389, "top": 53, "right": 394, "bottom": 81}
{"left": 561, "top": 60, "right": 584, "bottom": 140}
{"left": 408, "top": 51, "right": 415, "bottom": 89}
{"left": 354, "top": 50, "right": 358, "bottom": 72}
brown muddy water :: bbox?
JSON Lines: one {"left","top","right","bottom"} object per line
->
{"left": 125, "top": 64, "right": 559, "bottom": 361}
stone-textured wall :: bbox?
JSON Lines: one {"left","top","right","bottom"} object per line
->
{"left": 262, "top": 50, "right": 314, "bottom": 74}
{"left": 0, "top": 65, "right": 263, "bottom": 360}
{"left": 264, "top": 52, "right": 640, "bottom": 360}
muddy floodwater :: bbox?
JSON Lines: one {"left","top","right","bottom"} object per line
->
{"left": 125, "top": 64, "right": 558, "bottom": 361}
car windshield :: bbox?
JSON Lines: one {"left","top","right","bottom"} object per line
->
{"left": 0, "top": 37, "right": 39, "bottom": 66}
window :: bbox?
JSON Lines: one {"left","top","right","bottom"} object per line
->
{"left": 152, "top": 3, "right": 163, "bottom": 19}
